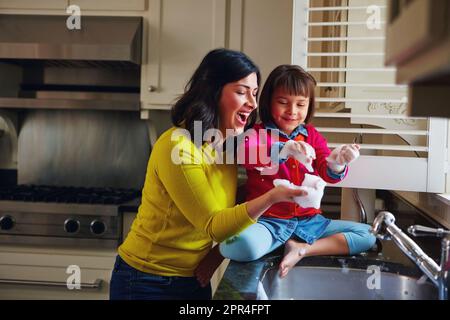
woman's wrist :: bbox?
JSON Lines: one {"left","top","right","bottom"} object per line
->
{"left": 246, "top": 189, "right": 276, "bottom": 220}
{"left": 267, "top": 188, "right": 278, "bottom": 205}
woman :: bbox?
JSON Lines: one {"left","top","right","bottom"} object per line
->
{"left": 109, "top": 49, "right": 307, "bottom": 300}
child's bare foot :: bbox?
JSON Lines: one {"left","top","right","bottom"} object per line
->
{"left": 279, "top": 239, "right": 310, "bottom": 278}
{"left": 194, "top": 245, "right": 225, "bottom": 287}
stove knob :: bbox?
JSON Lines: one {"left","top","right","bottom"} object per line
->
{"left": 64, "top": 219, "right": 80, "bottom": 234}
{"left": 0, "top": 215, "right": 15, "bottom": 231}
{"left": 90, "top": 220, "right": 107, "bottom": 236}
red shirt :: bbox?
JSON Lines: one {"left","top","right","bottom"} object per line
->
{"left": 238, "top": 123, "right": 347, "bottom": 219}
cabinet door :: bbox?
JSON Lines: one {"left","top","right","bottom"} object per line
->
{"left": 0, "top": 246, "right": 116, "bottom": 300}
{"left": 0, "top": 0, "right": 67, "bottom": 10}
{"left": 141, "top": 0, "right": 227, "bottom": 110}
{"left": 385, "top": 0, "right": 448, "bottom": 66}
{"left": 229, "top": 0, "right": 293, "bottom": 81}
{"left": 68, "top": 0, "right": 147, "bottom": 11}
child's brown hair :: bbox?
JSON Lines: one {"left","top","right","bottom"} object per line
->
{"left": 259, "top": 65, "right": 317, "bottom": 125}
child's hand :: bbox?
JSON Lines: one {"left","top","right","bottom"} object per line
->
{"left": 326, "top": 144, "right": 360, "bottom": 173}
{"left": 279, "top": 140, "right": 316, "bottom": 172}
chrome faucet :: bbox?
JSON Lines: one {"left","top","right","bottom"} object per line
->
{"left": 372, "top": 211, "right": 450, "bottom": 300}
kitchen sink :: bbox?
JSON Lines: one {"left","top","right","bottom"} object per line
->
{"left": 258, "top": 265, "right": 438, "bottom": 300}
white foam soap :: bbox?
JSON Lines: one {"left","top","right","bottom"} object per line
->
{"left": 292, "top": 142, "right": 316, "bottom": 172}
{"left": 273, "top": 174, "right": 326, "bottom": 209}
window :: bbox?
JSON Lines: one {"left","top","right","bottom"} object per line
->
{"left": 293, "top": 0, "right": 447, "bottom": 192}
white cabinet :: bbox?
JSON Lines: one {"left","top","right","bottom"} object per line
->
{"left": 140, "top": 0, "right": 294, "bottom": 111}
{"left": 140, "top": 0, "right": 227, "bottom": 110}
{"left": 385, "top": 0, "right": 450, "bottom": 117}
{"left": 228, "top": 0, "right": 294, "bottom": 81}
{"left": 385, "top": 0, "right": 448, "bottom": 69}
{"left": 68, "top": 0, "right": 147, "bottom": 12}
{"left": 0, "top": 0, "right": 67, "bottom": 10}
{"left": 0, "top": 245, "right": 116, "bottom": 300}
{"left": 0, "top": 1, "right": 147, "bottom": 15}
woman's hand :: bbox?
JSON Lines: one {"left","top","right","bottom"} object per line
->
{"left": 269, "top": 185, "right": 308, "bottom": 203}
{"left": 326, "top": 144, "right": 360, "bottom": 173}
{"left": 246, "top": 185, "right": 308, "bottom": 220}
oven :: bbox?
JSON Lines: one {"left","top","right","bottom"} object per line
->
{"left": 0, "top": 184, "right": 142, "bottom": 299}
{"left": 0, "top": 14, "right": 148, "bottom": 299}
{"left": 0, "top": 185, "right": 141, "bottom": 248}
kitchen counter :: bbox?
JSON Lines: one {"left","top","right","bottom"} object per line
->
{"left": 214, "top": 194, "right": 444, "bottom": 300}
{"left": 391, "top": 191, "right": 450, "bottom": 230}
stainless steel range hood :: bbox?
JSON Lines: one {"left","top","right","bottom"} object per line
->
{"left": 0, "top": 14, "right": 142, "bottom": 65}
{"left": 0, "top": 15, "right": 142, "bottom": 112}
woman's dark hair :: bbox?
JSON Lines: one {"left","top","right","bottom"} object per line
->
{"left": 171, "top": 48, "right": 261, "bottom": 141}
{"left": 259, "top": 65, "right": 317, "bottom": 126}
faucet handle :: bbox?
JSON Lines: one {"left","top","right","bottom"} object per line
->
{"left": 372, "top": 211, "right": 396, "bottom": 240}
{"left": 407, "top": 225, "right": 450, "bottom": 238}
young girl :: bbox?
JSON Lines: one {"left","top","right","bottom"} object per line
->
{"left": 195, "top": 65, "right": 376, "bottom": 285}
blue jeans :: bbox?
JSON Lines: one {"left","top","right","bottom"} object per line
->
{"left": 109, "top": 255, "right": 212, "bottom": 300}
{"left": 220, "top": 216, "right": 376, "bottom": 261}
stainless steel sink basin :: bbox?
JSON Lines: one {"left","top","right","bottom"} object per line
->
{"left": 259, "top": 266, "right": 438, "bottom": 300}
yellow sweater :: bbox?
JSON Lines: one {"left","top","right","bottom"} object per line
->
{"left": 119, "top": 127, "right": 255, "bottom": 276}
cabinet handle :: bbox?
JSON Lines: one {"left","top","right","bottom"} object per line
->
{"left": 148, "top": 85, "right": 157, "bottom": 92}
{"left": 0, "top": 278, "right": 103, "bottom": 289}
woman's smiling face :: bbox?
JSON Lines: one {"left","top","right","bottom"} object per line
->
{"left": 218, "top": 72, "right": 258, "bottom": 137}
{"left": 270, "top": 86, "right": 310, "bottom": 136}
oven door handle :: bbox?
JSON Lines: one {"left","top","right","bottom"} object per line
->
{"left": 0, "top": 278, "right": 103, "bottom": 289}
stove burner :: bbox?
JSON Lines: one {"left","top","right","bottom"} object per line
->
{"left": 0, "top": 185, "right": 141, "bottom": 205}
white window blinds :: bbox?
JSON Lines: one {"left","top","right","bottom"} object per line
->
{"left": 293, "top": 0, "right": 447, "bottom": 192}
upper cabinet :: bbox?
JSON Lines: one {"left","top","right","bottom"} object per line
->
{"left": 0, "top": 0, "right": 146, "bottom": 13}
{"left": 229, "top": 0, "right": 293, "bottom": 82}
{"left": 67, "top": 0, "right": 147, "bottom": 12}
{"left": 140, "top": 0, "right": 294, "bottom": 111}
{"left": 140, "top": 0, "right": 227, "bottom": 111}
{"left": 0, "top": 0, "right": 68, "bottom": 10}
{"left": 385, "top": 0, "right": 450, "bottom": 117}
{"left": 385, "top": 0, "right": 448, "bottom": 68}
